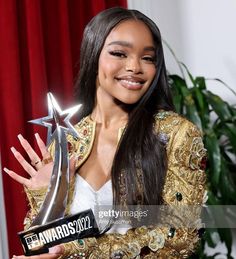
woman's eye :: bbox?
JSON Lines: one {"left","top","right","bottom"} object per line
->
{"left": 142, "top": 56, "right": 156, "bottom": 63}
{"left": 109, "top": 51, "right": 126, "bottom": 58}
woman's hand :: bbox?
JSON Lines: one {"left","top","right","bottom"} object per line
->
{"left": 12, "top": 245, "right": 64, "bottom": 259}
{"left": 4, "top": 133, "right": 76, "bottom": 190}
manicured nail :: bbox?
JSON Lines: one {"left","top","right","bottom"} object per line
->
{"left": 49, "top": 246, "right": 62, "bottom": 253}
{"left": 3, "top": 167, "right": 9, "bottom": 173}
{"left": 70, "top": 154, "right": 76, "bottom": 159}
{"left": 17, "top": 134, "right": 23, "bottom": 141}
{"left": 10, "top": 147, "right": 16, "bottom": 153}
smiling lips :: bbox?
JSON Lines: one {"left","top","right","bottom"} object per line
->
{"left": 116, "top": 76, "right": 145, "bottom": 90}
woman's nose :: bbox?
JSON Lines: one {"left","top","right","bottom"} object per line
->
{"left": 125, "top": 58, "right": 142, "bottom": 74}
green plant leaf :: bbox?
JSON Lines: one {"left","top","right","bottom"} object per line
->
{"left": 218, "top": 228, "right": 232, "bottom": 256}
{"left": 173, "top": 94, "right": 182, "bottom": 114}
{"left": 169, "top": 74, "right": 187, "bottom": 90}
{"left": 169, "top": 75, "right": 184, "bottom": 113}
{"left": 220, "top": 123, "right": 236, "bottom": 153}
{"left": 179, "top": 85, "right": 203, "bottom": 129}
{"left": 167, "top": 52, "right": 235, "bottom": 258}
{"left": 170, "top": 75, "right": 202, "bottom": 128}
{"left": 195, "top": 77, "right": 207, "bottom": 90}
{"left": 207, "top": 190, "right": 221, "bottom": 205}
{"left": 180, "top": 62, "right": 196, "bottom": 86}
{"left": 192, "top": 85, "right": 210, "bottom": 128}
{"left": 219, "top": 157, "right": 236, "bottom": 203}
{"left": 204, "top": 229, "right": 218, "bottom": 248}
{"left": 205, "top": 91, "right": 232, "bottom": 121}
{"left": 207, "top": 78, "right": 236, "bottom": 97}
{"left": 204, "top": 130, "right": 221, "bottom": 186}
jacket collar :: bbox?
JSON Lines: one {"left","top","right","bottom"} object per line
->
{"left": 71, "top": 116, "right": 125, "bottom": 169}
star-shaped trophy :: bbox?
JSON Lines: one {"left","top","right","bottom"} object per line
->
{"left": 18, "top": 93, "right": 99, "bottom": 256}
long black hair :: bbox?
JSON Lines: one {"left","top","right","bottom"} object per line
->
{"left": 75, "top": 7, "right": 175, "bottom": 207}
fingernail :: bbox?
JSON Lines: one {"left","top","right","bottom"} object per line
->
{"left": 35, "top": 133, "right": 39, "bottom": 139}
{"left": 70, "top": 154, "right": 76, "bottom": 159}
{"left": 3, "top": 167, "right": 9, "bottom": 173}
{"left": 17, "top": 134, "right": 23, "bottom": 141}
{"left": 10, "top": 147, "right": 16, "bottom": 153}
{"left": 49, "top": 246, "right": 61, "bottom": 253}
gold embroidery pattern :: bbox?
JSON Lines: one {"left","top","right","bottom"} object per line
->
{"left": 23, "top": 186, "right": 48, "bottom": 229}
{"left": 24, "top": 112, "right": 207, "bottom": 258}
{"left": 61, "top": 227, "right": 166, "bottom": 258}
{"left": 174, "top": 125, "right": 206, "bottom": 171}
{"left": 67, "top": 116, "right": 96, "bottom": 169}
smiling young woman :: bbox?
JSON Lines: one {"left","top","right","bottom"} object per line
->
{"left": 6, "top": 7, "right": 207, "bottom": 259}
{"left": 97, "top": 19, "right": 157, "bottom": 105}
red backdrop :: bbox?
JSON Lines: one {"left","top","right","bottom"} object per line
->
{"left": 0, "top": 0, "right": 127, "bottom": 256}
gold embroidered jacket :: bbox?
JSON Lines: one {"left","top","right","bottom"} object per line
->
{"left": 24, "top": 111, "right": 207, "bottom": 259}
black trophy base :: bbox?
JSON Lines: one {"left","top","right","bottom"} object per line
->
{"left": 18, "top": 209, "right": 99, "bottom": 256}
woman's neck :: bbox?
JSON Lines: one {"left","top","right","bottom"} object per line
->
{"left": 91, "top": 88, "right": 128, "bottom": 129}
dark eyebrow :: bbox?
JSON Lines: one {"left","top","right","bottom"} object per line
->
{"left": 107, "top": 41, "right": 155, "bottom": 52}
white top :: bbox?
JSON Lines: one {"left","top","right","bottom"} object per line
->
{"left": 70, "top": 174, "right": 131, "bottom": 234}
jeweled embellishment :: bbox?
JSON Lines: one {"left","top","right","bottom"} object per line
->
{"left": 176, "top": 192, "right": 183, "bottom": 201}
{"left": 128, "top": 241, "right": 141, "bottom": 257}
{"left": 155, "top": 111, "right": 173, "bottom": 120}
{"left": 158, "top": 132, "right": 169, "bottom": 144}
{"left": 110, "top": 250, "right": 125, "bottom": 259}
{"left": 189, "top": 136, "right": 207, "bottom": 170}
{"left": 198, "top": 227, "right": 205, "bottom": 238}
{"left": 80, "top": 145, "right": 84, "bottom": 152}
{"left": 78, "top": 155, "right": 83, "bottom": 160}
{"left": 71, "top": 116, "right": 95, "bottom": 167}
{"left": 67, "top": 142, "right": 73, "bottom": 152}
{"left": 200, "top": 156, "right": 207, "bottom": 170}
{"left": 168, "top": 227, "right": 176, "bottom": 238}
{"left": 68, "top": 253, "right": 85, "bottom": 259}
{"left": 78, "top": 239, "right": 84, "bottom": 246}
{"left": 148, "top": 229, "right": 165, "bottom": 251}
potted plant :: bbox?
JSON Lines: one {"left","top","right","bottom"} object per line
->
{"left": 167, "top": 51, "right": 236, "bottom": 258}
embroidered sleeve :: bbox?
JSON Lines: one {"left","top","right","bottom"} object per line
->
{"left": 23, "top": 186, "right": 48, "bottom": 230}
{"left": 149, "top": 119, "right": 207, "bottom": 258}
{"left": 23, "top": 179, "right": 76, "bottom": 231}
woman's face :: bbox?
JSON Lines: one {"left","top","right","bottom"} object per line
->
{"left": 97, "top": 19, "right": 156, "bottom": 104}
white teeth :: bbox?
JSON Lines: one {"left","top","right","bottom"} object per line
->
{"left": 120, "top": 79, "right": 143, "bottom": 85}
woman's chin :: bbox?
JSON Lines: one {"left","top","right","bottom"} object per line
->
{"left": 114, "top": 97, "right": 140, "bottom": 106}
